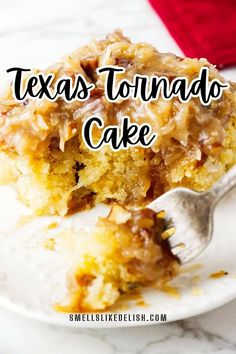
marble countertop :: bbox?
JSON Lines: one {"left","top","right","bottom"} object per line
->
{"left": 0, "top": 0, "right": 235, "bottom": 353}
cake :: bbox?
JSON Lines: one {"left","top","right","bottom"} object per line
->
{"left": 55, "top": 205, "right": 178, "bottom": 312}
{"left": 0, "top": 31, "right": 235, "bottom": 312}
{"left": 0, "top": 31, "right": 235, "bottom": 216}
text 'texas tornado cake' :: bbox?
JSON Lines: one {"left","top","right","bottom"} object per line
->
{"left": 0, "top": 31, "right": 235, "bottom": 216}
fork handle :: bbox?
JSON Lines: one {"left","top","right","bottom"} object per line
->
{"left": 207, "top": 164, "right": 236, "bottom": 206}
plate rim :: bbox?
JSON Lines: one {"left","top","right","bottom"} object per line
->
{"left": 0, "top": 285, "right": 235, "bottom": 328}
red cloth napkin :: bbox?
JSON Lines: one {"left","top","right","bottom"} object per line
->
{"left": 148, "top": 0, "right": 236, "bottom": 69}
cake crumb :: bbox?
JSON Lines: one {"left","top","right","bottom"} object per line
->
{"left": 47, "top": 222, "right": 58, "bottom": 230}
{"left": 43, "top": 238, "right": 56, "bottom": 251}
{"left": 209, "top": 270, "right": 228, "bottom": 279}
{"left": 136, "top": 300, "right": 149, "bottom": 307}
{"left": 162, "top": 284, "right": 180, "bottom": 299}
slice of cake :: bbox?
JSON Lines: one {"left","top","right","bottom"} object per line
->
{"left": 55, "top": 205, "right": 178, "bottom": 312}
{"left": 0, "top": 31, "right": 235, "bottom": 216}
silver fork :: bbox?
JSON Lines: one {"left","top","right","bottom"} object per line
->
{"left": 148, "top": 165, "right": 236, "bottom": 264}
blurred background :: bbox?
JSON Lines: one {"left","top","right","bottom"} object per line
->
{"left": 0, "top": 0, "right": 181, "bottom": 69}
{"left": 0, "top": 0, "right": 235, "bottom": 83}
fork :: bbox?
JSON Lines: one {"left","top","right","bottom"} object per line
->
{"left": 148, "top": 165, "right": 236, "bottom": 264}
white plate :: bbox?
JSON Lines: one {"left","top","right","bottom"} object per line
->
{"left": 0, "top": 185, "right": 235, "bottom": 328}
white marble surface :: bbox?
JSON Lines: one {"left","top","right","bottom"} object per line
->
{"left": 0, "top": 301, "right": 236, "bottom": 354}
{"left": 0, "top": 0, "right": 236, "bottom": 353}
